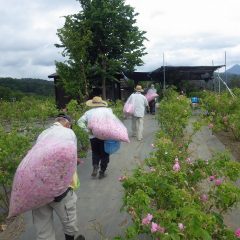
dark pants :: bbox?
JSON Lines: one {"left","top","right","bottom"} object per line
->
{"left": 90, "top": 138, "right": 109, "bottom": 172}
{"left": 149, "top": 100, "right": 156, "bottom": 114}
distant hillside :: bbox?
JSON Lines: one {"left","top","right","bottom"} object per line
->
{"left": 0, "top": 77, "right": 55, "bottom": 97}
{"left": 226, "top": 64, "right": 240, "bottom": 75}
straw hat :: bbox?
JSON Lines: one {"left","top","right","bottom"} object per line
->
{"left": 135, "top": 85, "right": 144, "bottom": 92}
{"left": 86, "top": 96, "right": 108, "bottom": 107}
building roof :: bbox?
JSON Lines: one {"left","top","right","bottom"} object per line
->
{"left": 123, "top": 71, "right": 150, "bottom": 81}
{"left": 48, "top": 65, "right": 225, "bottom": 85}
{"left": 124, "top": 65, "right": 224, "bottom": 83}
{"left": 48, "top": 73, "right": 58, "bottom": 78}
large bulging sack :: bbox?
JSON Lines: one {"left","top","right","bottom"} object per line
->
{"left": 145, "top": 92, "right": 159, "bottom": 102}
{"left": 8, "top": 131, "right": 77, "bottom": 218}
{"left": 123, "top": 95, "right": 135, "bottom": 117}
{"left": 123, "top": 103, "right": 134, "bottom": 116}
{"left": 88, "top": 108, "right": 130, "bottom": 142}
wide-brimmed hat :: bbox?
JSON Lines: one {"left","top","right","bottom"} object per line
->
{"left": 86, "top": 96, "right": 108, "bottom": 107}
{"left": 135, "top": 85, "right": 144, "bottom": 92}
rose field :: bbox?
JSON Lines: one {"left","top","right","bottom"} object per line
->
{"left": 0, "top": 88, "right": 240, "bottom": 239}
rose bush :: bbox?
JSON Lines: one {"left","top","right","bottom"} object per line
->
{"left": 200, "top": 90, "right": 240, "bottom": 140}
{"left": 114, "top": 89, "right": 240, "bottom": 240}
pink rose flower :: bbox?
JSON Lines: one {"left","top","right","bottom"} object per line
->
{"left": 235, "top": 228, "right": 240, "bottom": 238}
{"left": 186, "top": 157, "right": 192, "bottom": 164}
{"left": 173, "top": 159, "right": 180, "bottom": 172}
{"left": 200, "top": 194, "right": 208, "bottom": 202}
{"left": 158, "top": 226, "right": 165, "bottom": 233}
{"left": 215, "top": 179, "right": 222, "bottom": 186}
{"left": 151, "top": 222, "right": 159, "bottom": 233}
{"left": 151, "top": 222, "right": 165, "bottom": 233}
{"left": 118, "top": 176, "right": 127, "bottom": 182}
{"left": 208, "top": 123, "right": 214, "bottom": 129}
{"left": 178, "top": 223, "right": 185, "bottom": 231}
{"left": 209, "top": 175, "right": 215, "bottom": 181}
{"left": 142, "top": 213, "right": 153, "bottom": 225}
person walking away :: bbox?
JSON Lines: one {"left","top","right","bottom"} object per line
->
{"left": 146, "top": 84, "right": 157, "bottom": 114}
{"left": 32, "top": 114, "right": 85, "bottom": 240}
{"left": 129, "top": 85, "right": 149, "bottom": 141}
{"left": 77, "top": 96, "right": 111, "bottom": 179}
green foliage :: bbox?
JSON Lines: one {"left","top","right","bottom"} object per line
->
{"left": 72, "top": 124, "right": 89, "bottom": 158}
{"left": 0, "top": 86, "right": 25, "bottom": 101}
{"left": 65, "top": 100, "right": 90, "bottom": 157}
{"left": 0, "top": 77, "right": 54, "bottom": 99}
{"left": 118, "top": 89, "right": 240, "bottom": 239}
{"left": 228, "top": 75, "right": 240, "bottom": 88}
{"left": 0, "top": 97, "right": 58, "bottom": 127}
{"left": 0, "top": 127, "right": 31, "bottom": 215}
{"left": 200, "top": 89, "right": 240, "bottom": 140}
{"left": 121, "top": 145, "right": 240, "bottom": 239}
{"left": 156, "top": 88, "right": 191, "bottom": 140}
{"left": 108, "top": 99, "right": 124, "bottom": 119}
{"left": 56, "top": 0, "right": 147, "bottom": 99}
{"left": 228, "top": 110, "right": 240, "bottom": 140}
{"left": 66, "top": 99, "right": 88, "bottom": 122}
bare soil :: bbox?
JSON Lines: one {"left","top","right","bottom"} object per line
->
{"left": 214, "top": 130, "right": 240, "bottom": 162}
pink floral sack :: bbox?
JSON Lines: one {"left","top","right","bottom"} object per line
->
{"left": 123, "top": 102, "right": 134, "bottom": 115}
{"left": 88, "top": 108, "right": 130, "bottom": 142}
{"left": 145, "top": 92, "right": 159, "bottom": 102}
{"left": 123, "top": 95, "right": 135, "bottom": 117}
{"left": 8, "top": 136, "right": 77, "bottom": 218}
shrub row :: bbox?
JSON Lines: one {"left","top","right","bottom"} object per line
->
{"left": 115, "top": 89, "right": 240, "bottom": 240}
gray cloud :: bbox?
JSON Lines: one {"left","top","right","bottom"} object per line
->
{"left": 0, "top": 0, "right": 239, "bottom": 79}
{"left": 0, "top": 0, "right": 80, "bottom": 79}
{"left": 150, "top": 33, "right": 239, "bottom": 51}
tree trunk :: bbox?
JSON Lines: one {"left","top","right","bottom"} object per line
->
{"left": 101, "top": 57, "right": 107, "bottom": 100}
{"left": 102, "top": 76, "right": 106, "bottom": 100}
{"left": 80, "top": 63, "right": 89, "bottom": 98}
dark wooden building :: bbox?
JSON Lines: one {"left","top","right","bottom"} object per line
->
{"left": 48, "top": 73, "right": 131, "bottom": 109}
{"left": 49, "top": 65, "right": 224, "bottom": 108}
{"left": 48, "top": 73, "right": 71, "bottom": 109}
{"left": 124, "top": 65, "right": 224, "bottom": 85}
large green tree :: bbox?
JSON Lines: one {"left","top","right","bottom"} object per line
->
{"left": 56, "top": 0, "right": 147, "bottom": 100}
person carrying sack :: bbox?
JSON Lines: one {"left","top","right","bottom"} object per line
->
{"left": 29, "top": 114, "right": 84, "bottom": 240}
{"left": 146, "top": 84, "right": 158, "bottom": 114}
{"left": 77, "top": 96, "right": 111, "bottom": 179}
{"left": 128, "top": 85, "right": 149, "bottom": 141}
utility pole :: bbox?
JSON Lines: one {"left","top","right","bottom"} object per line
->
{"left": 225, "top": 51, "right": 227, "bottom": 86}
{"left": 212, "top": 60, "right": 215, "bottom": 91}
{"left": 163, "top": 52, "right": 166, "bottom": 93}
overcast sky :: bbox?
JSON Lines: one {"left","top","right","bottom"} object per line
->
{"left": 0, "top": 0, "right": 239, "bottom": 80}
